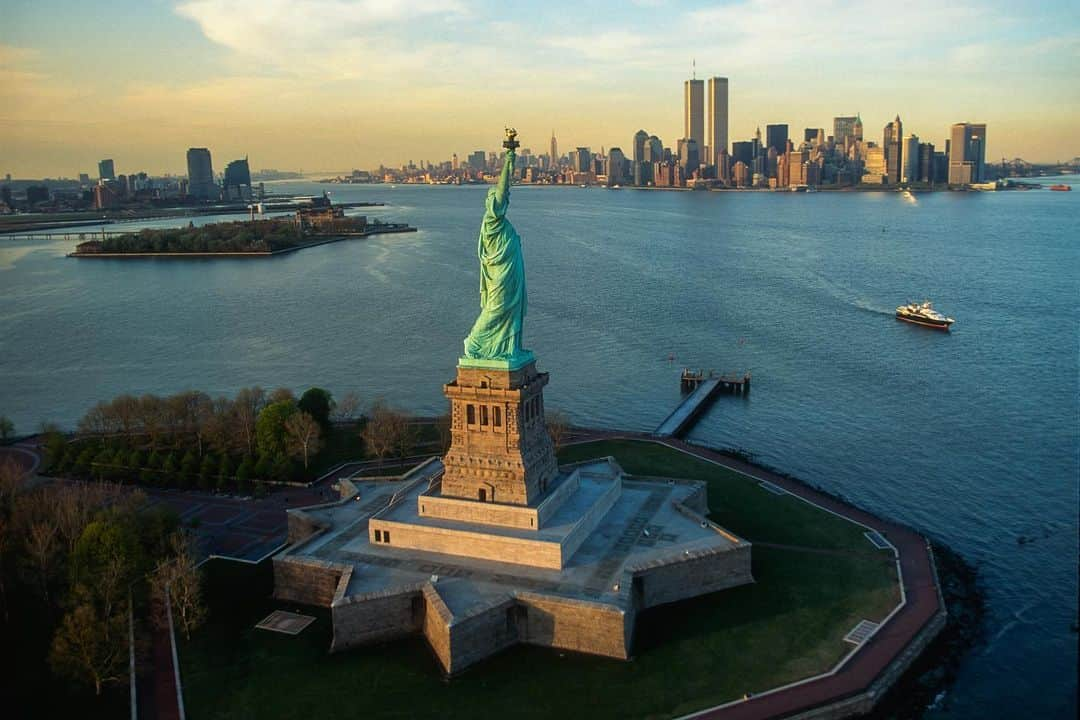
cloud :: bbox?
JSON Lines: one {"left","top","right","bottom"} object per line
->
{"left": 174, "top": 0, "right": 465, "bottom": 60}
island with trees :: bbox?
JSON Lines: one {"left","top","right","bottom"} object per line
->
{"left": 69, "top": 196, "right": 415, "bottom": 258}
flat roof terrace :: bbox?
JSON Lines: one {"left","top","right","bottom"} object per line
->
{"left": 288, "top": 460, "right": 744, "bottom": 607}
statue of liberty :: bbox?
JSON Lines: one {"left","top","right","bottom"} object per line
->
{"left": 462, "top": 129, "right": 532, "bottom": 365}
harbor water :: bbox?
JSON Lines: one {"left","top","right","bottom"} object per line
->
{"left": 0, "top": 179, "right": 1076, "bottom": 717}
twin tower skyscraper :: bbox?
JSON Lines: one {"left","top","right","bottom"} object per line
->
{"left": 684, "top": 75, "right": 728, "bottom": 168}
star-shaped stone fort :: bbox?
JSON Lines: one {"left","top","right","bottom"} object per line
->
{"left": 271, "top": 134, "right": 753, "bottom": 673}
{"left": 272, "top": 354, "right": 753, "bottom": 674}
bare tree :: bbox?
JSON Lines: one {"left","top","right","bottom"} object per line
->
{"left": 153, "top": 532, "right": 205, "bottom": 640}
{"left": 137, "top": 394, "right": 166, "bottom": 449}
{"left": 201, "top": 396, "right": 233, "bottom": 455}
{"left": 361, "top": 400, "right": 398, "bottom": 464}
{"left": 332, "top": 391, "right": 361, "bottom": 423}
{"left": 233, "top": 387, "right": 266, "bottom": 457}
{"left": 25, "top": 517, "right": 59, "bottom": 601}
{"left": 284, "top": 412, "right": 322, "bottom": 469}
{"left": 546, "top": 410, "right": 571, "bottom": 454}
{"left": 50, "top": 602, "right": 129, "bottom": 696}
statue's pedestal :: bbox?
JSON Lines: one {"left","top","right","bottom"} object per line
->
{"left": 440, "top": 356, "right": 558, "bottom": 506}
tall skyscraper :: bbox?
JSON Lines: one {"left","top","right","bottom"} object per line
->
{"left": 948, "top": 122, "right": 987, "bottom": 184}
{"left": 883, "top": 115, "right": 903, "bottom": 184}
{"left": 765, "top": 124, "right": 788, "bottom": 156}
{"left": 632, "top": 129, "right": 648, "bottom": 186}
{"left": 607, "top": 147, "right": 626, "bottom": 185}
{"left": 98, "top": 159, "right": 115, "bottom": 181}
{"left": 833, "top": 116, "right": 858, "bottom": 146}
{"left": 223, "top": 157, "right": 252, "bottom": 200}
{"left": 918, "top": 142, "right": 935, "bottom": 183}
{"left": 468, "top": 150, "right": 485, "bottom": 170}
{"left": 550, "top": 131, "right": 558, "bottom": 167}
{"left": 185, "top": 148, "right": 216, "bottom": 201}
{"left": 684, "top": 77, "right": 704, "bottom": 153}
{"left": 901, "top": 135, "right": 919, "bottom": 184}
{"left": 706, "top": 77, "right": 728, "bottom": 167}
{"left": 573, "top": 147, "right": 591, "bottom": 173}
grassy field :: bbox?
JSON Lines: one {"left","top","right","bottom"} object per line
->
{"left": 180, "top": 440, "right": 900, "bottom": 719}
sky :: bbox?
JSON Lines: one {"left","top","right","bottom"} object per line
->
{"left": 2, "top": 0, "right": 1079, "bottom": 177}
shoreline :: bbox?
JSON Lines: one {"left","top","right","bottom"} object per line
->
{"left": 8, "top": 424, "right": 986, "bottom": 719}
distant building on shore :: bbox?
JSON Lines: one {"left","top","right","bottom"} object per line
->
{"left": 223, "top": 157, "right": 252, "bottom": 201}
{"left": 706, "top": 77, "right": 728, "bottom": 167}
{"left": 186, "top": 148, "right": 217, "bottom": 201}
{"left": 684, "top": 77, "right": 704, "bottom": 155}
{"left": 948, "top": 122, "right": 987, "bottom": 185}
{"left": 98, "top": 159, "right": 115, "bottom": 181}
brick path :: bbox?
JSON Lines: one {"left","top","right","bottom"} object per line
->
{"left": 567, "top": 429, "right": 943, "bottom": 720}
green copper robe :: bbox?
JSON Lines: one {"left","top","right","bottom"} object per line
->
{"left": 463, "top": 149, "right": 528, "bottom": 361}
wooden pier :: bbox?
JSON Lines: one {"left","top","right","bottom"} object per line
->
{"left": 655, "top": 369, "right": 750, "bottom": 438}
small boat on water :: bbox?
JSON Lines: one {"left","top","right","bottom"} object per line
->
{"left": 896, "top": 300, "right": 954, "bottom": 330}
{"left": 1049, "top": 184, "right": 1072, "bottom": 191}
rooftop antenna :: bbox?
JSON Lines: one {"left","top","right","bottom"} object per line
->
{"left": 692, "top": 58, "right": 696, "bottom": 80}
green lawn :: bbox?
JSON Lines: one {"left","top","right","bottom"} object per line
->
{"left": 180, "top": 440, "right": 900, "bottom": 719}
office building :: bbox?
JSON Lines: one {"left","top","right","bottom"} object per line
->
{"left": 716, "top": 148, "right": 731, "bottom": 185}
{"left": 863, "top": 145, "right": 886, "bottom": 183}
{"left": 550, "top": 132, "right": 558, "bottom": 167}
{"left": 677, "top": 138, "right": 700, "bottom": 176}
{"left": 918, "top": 142, "right": 935, "bottom": 183}
{"left": 948, "top": 122, "right": 987, "bottom": 184}
{"left": 98, "top": 159, "right": 115, "bottom": 181}
{"left": 765, "top": 124, "right": 788, "bottom": 157}
{"left": 706, "top": 77, "right": 728, "bottom": 167}
{"left": 186, "top": 148, "right": 216, "bottom": 201}
{"left": 607, "top": 147, "right": 626, "bottom": 185}
{"left": 633, "top": 130, "right": 648, "bottom": 185}
{"left": 468, "top": 151, "right": 486, "bottom": 170}
{"left": 684, "top": 78, "right": 704, "bottom": 153}
{"left": 901, "top": 135, "right": 919, "bottom": 184}
{"left": 833, "top": 116, "right": 858, "bottom": 147}
{"left": 733, "top": 160, "right": 750, "bottom": 187}
{"left": 224, "top": 157, "right": 252, "bottom": 200}
{"left": 883, "top": 115, "right": 903, "bottom": 184}
{"left": 732, "top": 141, "right": 754, "bottom": 169}
{"left": 573, "top": 147, "right": 591, "bottom": 173}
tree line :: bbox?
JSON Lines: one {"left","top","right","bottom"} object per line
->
{"left": 97, "top": 220, "right": 301, "bottom": 254}
{"left": 45, "top": 386, "right": 431, "bottom": 493}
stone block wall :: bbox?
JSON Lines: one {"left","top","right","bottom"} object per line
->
{"left": 369, "top": 519, "right": 564, "bottom": 568}
{"left": 631, "top": 543, "right": 753, "bottom": 609}
{"left": 272, "top": 557, "right": 349, "bottom": 606}
{"left": 444, "top": 597, "right": 519, "bottom": 674}
{"left": 418, "top": 492, "right": 541, "bottom": 529}
{"left": 517, "top": 593, "right": 631, "bottom": 659}
{"left": 286, "top": 510, "right": 327, "bottom": 545}
{"left": 331, "top": 586, "right": 424, "bottom": 652}
{"left": 421, "top": 585, "right": 453, "bottom": 670}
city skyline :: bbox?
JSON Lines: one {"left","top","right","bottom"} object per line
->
{"left": 2, "top": 0, "right": 1079, "bottom": 176}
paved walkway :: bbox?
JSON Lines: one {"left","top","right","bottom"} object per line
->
{"left": 567, "top": 429, "right": 943, "bottom": 720}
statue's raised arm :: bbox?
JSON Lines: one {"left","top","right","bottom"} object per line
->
{"left": 489, "top": 127, "right": 518, "bottom": 216}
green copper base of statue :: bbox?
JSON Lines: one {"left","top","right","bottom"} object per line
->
{"left": 462, "top": 128, "right": 532, "bottom": 363}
